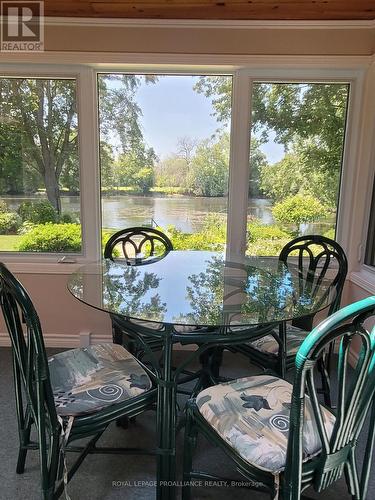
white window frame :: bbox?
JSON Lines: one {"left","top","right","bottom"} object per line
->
{"left": 0, "top": 54, "right": 369, "bottom": 276}
{"left": 342, "top": 61, "right": 375, "bottom": 293}
{"left": 0, "top": 64, "right": 101, "bottom": 271}
{"left": 227, "top": 67, "right": 366, "bottom": 260}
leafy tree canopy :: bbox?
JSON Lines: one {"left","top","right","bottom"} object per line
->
{"left": 0, "top": 79, "right": 78, "bottom": 212}
{"left": 0, "top": 75, "right": 157, "bottom": 211}
{"left": 194, "top": 78, "right": 348, "bottom": 204}
{"left": 187, "top": 133, "right": 230, "bottom": 197}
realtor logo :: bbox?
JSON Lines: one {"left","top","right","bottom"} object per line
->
{"left": 1, "top": 1, "right": 44, "bottom": 51}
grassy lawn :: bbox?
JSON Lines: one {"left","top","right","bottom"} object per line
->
{"left": 0, "top": 235, "right": 21, "bottom": 251}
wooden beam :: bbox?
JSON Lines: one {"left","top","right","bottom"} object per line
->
{"left": 42, "top": 0, "right": 375, "bottom": 20}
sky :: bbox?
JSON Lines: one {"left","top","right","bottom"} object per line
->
{"left": 134, "top": 75, "right": 284, "bottom": 163}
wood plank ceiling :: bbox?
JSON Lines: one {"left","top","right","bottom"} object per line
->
{"left": 43, "top": 1, "right": 375, "bottom": 20}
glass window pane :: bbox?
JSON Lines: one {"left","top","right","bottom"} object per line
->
{"left": 98, "top": 74, "right": 232, "bottom": 253}
{"left": 0, "top": 77, "right": 81, "bottom": 253}
{"left": 247, "top": 82, "right": 349, "bottom": 256}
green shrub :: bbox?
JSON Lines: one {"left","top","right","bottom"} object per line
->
{"left": 19, "top": 221, "right": 35, "bottom": 235}
{"left": 18, "top": 200, "right": 58, "bottom": 224}
{"left": 18, "top": 223, "right": 81, "bottom": 252}
{"left": 247, "top": 237, "right": 291, "bottom": 257}
{"left": 101, "top": 230, "right": 120, "bottom": 257}
{"left": 272, "top": 194, "right": 328, "bottom": 228}
{"left": 323, "top": 227, "right": 336, "bottom": 240}
{"left": 247, "top": 221, "right": 290, "bottom": 242}
{"left": 166, "top": 224, "right": 225, "bottom": 251}
{"left": 164, "top": 214, "right": 227, "bottom": 252}
{"left": 59, "top": 212, "right": 78, "bottom": 224}
{"left": 0, "top": 200, "right": 9, "bottom": 213}
{"left": 151, "top": 186, "right": 188, "bottom": 195}
{"left": 0, "top": 212, "right": 22, "bottom": 234}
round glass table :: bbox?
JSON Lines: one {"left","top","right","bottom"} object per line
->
{"left": 68, "top": 250, "right": 337, "bottom": 500}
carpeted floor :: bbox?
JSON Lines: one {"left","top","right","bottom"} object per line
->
{"left": 0, "top": 346, "right": 374, "bottom": 500}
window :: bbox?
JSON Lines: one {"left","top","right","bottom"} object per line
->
{"left": 246, "top": 82, "right": 349, "bottom": 256}
{"left": 0, "top": 77, "right": 80, "bottom": 253}
{"left": 98, "top": 73, "right": 232, "bottom": 252}
{"left": 0, "top": 62, "right": 362, "bottom": 268}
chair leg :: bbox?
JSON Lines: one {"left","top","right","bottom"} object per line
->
{"left": 112, "top": 320, "right": 138, "bottom": 354}
{"left": 359, "top": 400, "right": 375, "bottom": 499}
{"left": 13, "top": 358, "right": 33, "bottom": 474}
{"left": 210, "top": 347, "right": 224, "bottom": 379}
{"left": 16, "top": 411, "right": 32, "bottom": 474}
{"left": 112, "top": 320, "right": 123, "bottom": 345}
{"left": 116, "top": 415, "right": 137, "bottom": 429}
{"left": 41, "top": 432, "right": 60, "bottom": 500}
{"left": 344, "top": 450, "right": 361, "bottom": 500}
{"left": 198, "top": 349, "right": 212, "bottom": 389}
{"left": 182, "top": 409, "right": 197, "bottom": 500}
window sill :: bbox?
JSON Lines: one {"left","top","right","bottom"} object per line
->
{"left": 349, "top": 269, "right": 375, "bottom": 294}
{"left": 4, "top": 261, "right": 86, "bottom": 275}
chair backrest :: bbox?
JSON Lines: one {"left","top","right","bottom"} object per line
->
{"left": 0, "top": 263, "right": 58, "bottom": 429}
{"left": 104, "top": 226, "right": 173, "bottom": 265}
{"left": 284, "top": 296, "right": 375, "bottom": 499}
{"left": 279, "top": 235, "right": 348, "bottom": 329}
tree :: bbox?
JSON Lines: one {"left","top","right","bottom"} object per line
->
{"left": 60, "top": 142, "right": 80, "bottom": 194}
{"left": 249, "top": 137, "right": 268, "bottom": 198}
{"left": 114, "top": 145, "right": 157, "bottom": 193}
{"left": 98, "top": 74, "right": 157, "bottom": 153}
{"left": 99, "top": 142, "right": 116, "bottom": 190}
{"left": 0, "top": 79, "right": 77, "bottom": 213}
{"left": 154, "top": 156, "right": 189, "bottom": 188}
{"left": 176, "top": 136, "right": 197, "bottom": 166}
{"left": 0, "top": 75, "right": 156, "bottom": 212}
{"left": 187, "top": 133, "right": 230, "bottom": 197}
{"left": 260, "top": 148, "right": 339, "bottom": 207}
{"left": 272, "top": 194, "right": 328, "bottom": 235}
{"left": 0, "top": 122, "right": 24, "bottom": 194}
{"left": 98, "top": 74, "right": 158, "bottom": 193}
{"left": 154, "top": 137, "right": 200, "bottom": 190}
{"left": 194, "top": 79, "right": 348, "bottom": 204}
{"left": 102, "top": 266, "right": 167, "bottom": 321}
{"left": 194, "top": 76, "right": 232, "bottom": 125}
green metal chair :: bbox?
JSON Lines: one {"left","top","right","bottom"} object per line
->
{"left": 104, "top": 226, "right": 173, "bottom": 353}
{"left": 231, "top": 235, "right": 348, "bottom": 404}
{"left": 0, "top": 263, "right": 157, "bottom": 499}
{"left": 183, "top": 295, "right": 375, "bottom": 499}
{"left": 104, "top": 226, "right": 173, "bottom": 264}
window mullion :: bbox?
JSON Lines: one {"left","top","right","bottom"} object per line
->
{"left": 78, "top": 67, "right": 101, "bottom": 262}
{"left": 226, "top": 70, "right": 252, "bottom": 261}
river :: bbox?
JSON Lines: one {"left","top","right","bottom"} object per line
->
{"left": 0, "top": 194, "right": 335, "bottom": 234}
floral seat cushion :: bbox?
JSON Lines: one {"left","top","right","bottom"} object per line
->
{"left": 248, "top": 325, "right": 309, "bottom": 356}
{"left": 48, "top": 343, "right": 152, "bottom": 417}
{"left": 196, "top": 375, "right": 335, "bottom": 473}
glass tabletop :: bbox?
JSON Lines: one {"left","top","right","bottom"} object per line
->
{"left": 68, "top": 250, "right": 337, "bottom": 328}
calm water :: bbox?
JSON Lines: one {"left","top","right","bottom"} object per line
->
{"left": 0, "top": 194, "right": 334, "bottom": 234}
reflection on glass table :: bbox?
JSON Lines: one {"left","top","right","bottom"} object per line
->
{"left": 67, "top": 250, "right": 337, "bottom": 500}
{"left": 69, "top": 251, "right": 335, "bottom": 330}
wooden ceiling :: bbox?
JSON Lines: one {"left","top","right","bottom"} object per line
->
{"left": 43, "top": 1, "right": 375, "bottom": 21}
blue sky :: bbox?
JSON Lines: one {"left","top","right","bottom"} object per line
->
{"left": 135, "top": 75, "right": 284, "bottom": 163}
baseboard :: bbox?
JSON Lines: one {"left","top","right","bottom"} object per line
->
{"left": 0, "top": 332, "right": 112, "bottom": 348}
